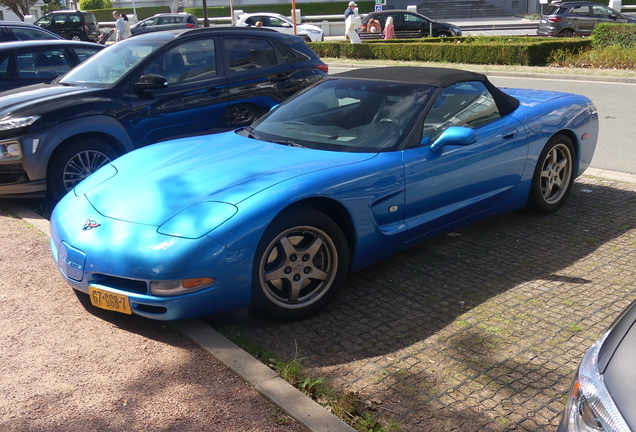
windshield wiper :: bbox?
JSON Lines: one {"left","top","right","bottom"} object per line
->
{"left": 239, "top": 126, "right": 261, "bottom": 140}
{"left": 266, "top": 139, "right": 308, "bottom": 149}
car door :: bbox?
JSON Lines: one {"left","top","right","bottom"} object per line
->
{"left": 402, "top": 81, "right": 527, "bottom": 241}
{"left": 400, "top": 12, "right": 429, "bottom": 37}
{"left": 127, "top": 37, "right": 231, "bottom": 147}
{"left": 568, "top": 5, "right": 595, "bottom": 34}
{"left": 592, "top": 5, "right": 627, "bottom": 25}
{"left": 220, "top": 36, "right": 302, "bottom": 127}
{"left": 52, "top": 14, "right": 71, "bottom": 39}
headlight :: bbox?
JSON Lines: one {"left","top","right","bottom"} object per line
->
{"left": 0, "top": 115, "right": 40, "bottom": 132}
{"left": 452, "top": 27, "right": 462, "bottom": 35}
{"left": 150, "top": 277, "right": 215, "bottom": 296}
{"left": 561, "top": 333, "right": 630, "bottom": 432}
{"left": 307, "top": 28, "right": 322, "bottom": 34}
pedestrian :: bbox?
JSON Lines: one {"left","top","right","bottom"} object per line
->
{"left": 113, "top": 11, "right": 126, "bottom": 41}
{"left": 121, "top": 13, "right": 132, "bottom": 39}
{"left": 344, "top": 1, "right": 357, "bottom": 20}
{"left": 383, "top": 16, "right": 395, "bottom": 39}
{"left": 368, "top": 18, "right": 381, "bottom": 33}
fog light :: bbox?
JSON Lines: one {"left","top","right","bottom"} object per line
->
{"left": 0, "top": 142, "right": 21, "bottom": 159}
{"left": 150, "top": 278, "right": 215, "bottom": 296}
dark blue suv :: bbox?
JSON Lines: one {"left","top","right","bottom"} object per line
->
{"left": 0, "top": 27, "right": 328, "bottom": 202}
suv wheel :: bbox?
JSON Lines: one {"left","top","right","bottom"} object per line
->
{"left": 47, "top": 138, "right": 118, "bottom": 203}
{"left": 70, "top": 34, "right": 81, "bottom": 41}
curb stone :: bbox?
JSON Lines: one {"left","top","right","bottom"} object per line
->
{"left": 2, "top": 169, "right": 635, "bottom": 432}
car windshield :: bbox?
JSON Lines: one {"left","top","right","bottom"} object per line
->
{"left": 59, "top": 39, "right": 164, "bottom": 86}
{"left": 244, "top": 78, "right": 436, "bottom": 152}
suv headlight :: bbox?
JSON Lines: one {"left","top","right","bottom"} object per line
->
{"left": 0, "top": 115, "right": 40, "bottom": 132}
{"left": 0, "top": 141, "right": 21, "bottom": 160}
{"left": 307, "top": 28, "right": 322, "bottom": 34}
{"left": 561, "top": 333, "right": 630, "bottom": 432}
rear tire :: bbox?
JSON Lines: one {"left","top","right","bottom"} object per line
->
{"left": 250, "top": 207, "right": 349, "bottom": 321}
{"left": 47, "top": 138, "right": 118, "bottom": 204}
{"left": 527, "top": 133, "right": 575, "bottom": 214}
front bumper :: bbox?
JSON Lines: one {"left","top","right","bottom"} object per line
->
{"left": 50, "top": 192, "right": 255, "bottom": 320}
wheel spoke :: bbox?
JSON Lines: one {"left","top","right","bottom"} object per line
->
{"left": 304, "top": 236, "right": 324, "bottom": 257}
{"left": 263, "top": 265, "right": 289, "bottom": 283}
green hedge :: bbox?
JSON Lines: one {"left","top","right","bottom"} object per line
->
{"left": 185, "top": 1, "right": 375, "bottom": 18}
{"left": 308, "top": 37, "right": 592, "bottom": 66}
{"left": 90, "top": 6, "right": 169, "bottom": 22}
{"left": 592, "top": 23, "right": 636, "bottom": 48}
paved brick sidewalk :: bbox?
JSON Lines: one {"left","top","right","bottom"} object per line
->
{"left": 209, "top": 175, "right": 636, "bottom": 431}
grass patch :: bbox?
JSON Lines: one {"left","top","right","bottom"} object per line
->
{"left": 218, "top": 326, "right": 402, "bottom": 432}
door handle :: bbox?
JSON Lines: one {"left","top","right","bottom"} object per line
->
{"left": 502, "top": 128, "right": 518, "bottom": 139}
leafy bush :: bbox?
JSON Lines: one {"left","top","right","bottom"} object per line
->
{"left": 79, "top": 0, "right": 112, "bottom": 11}
{"left": 592, "top": 23, "right": 636, "bottom": 48}
{"left": 309, "top": 37, "right": 592, "bottom": 66}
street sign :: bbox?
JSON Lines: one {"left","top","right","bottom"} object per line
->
{"left": 375, "top": 0, "right": 382, "bottom": 4}
{"left": 375, "top": 4, "right": 382, "bottom": 11}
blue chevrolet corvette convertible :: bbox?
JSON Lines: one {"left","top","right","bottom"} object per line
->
{"left": 49, "top": 67, "right": 599, "bottom": 321}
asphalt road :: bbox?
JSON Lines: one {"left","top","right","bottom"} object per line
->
{"left": 329, "top": 65, "right": 636, "bottom": 175}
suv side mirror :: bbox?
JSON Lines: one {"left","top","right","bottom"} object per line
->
{"left": 134, "top": 74, "right": 168, "bottom": 90}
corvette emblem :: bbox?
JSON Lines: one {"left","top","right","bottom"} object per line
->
{"left": 83, "top": 219, "right": 101, "bottom": 230}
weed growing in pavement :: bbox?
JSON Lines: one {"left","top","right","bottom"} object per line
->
{"left": 218, "top": 326, "right": 402, "bottom": 432}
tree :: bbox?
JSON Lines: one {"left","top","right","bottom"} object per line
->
{"left": 0, "top": 0, "right": 41, "bottom": 21}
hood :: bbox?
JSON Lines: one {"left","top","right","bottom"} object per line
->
{"left": 83, "top": 132, "right": 376, "bottom": 226}
{"left": 0, "top": 84, "right": 95, "bottom": 117}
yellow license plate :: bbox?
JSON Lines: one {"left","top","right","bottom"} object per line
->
{"left": 89, "top": 287, "right": 132, "bottom": 315}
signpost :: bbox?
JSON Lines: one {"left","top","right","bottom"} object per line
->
{"left": 375, "top": 0, "right": 384, "bottom": 11}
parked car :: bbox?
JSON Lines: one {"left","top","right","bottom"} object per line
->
{"left": 233, "top": 12, "right": 324, "bottom": 42}
{"left": 360, "top": 10, "right": 462, "bottom": 38}
{"left": 0, "top": 21, "right": 63, "bottom": 42}
{"left": 130, "top": 13, "right": 201, "bottom": 36}
{"left": 34, "top": 10, "right": 100, "bottom": 42}
{"left": 0, "top": 27, "right": 327, "bottom": 202}
{"left": 558, "top": 298, "right": 636, "bottom": 431}
{"left": 49, "top": 66, "right": 598, "bottom": 322}
{"left": 537, "top": 0, "right": 636, "bottom": 36}
{"left": 0, "top": 40, "right": 102, "bottom": 92}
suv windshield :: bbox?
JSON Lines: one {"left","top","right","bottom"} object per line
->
{"left": 245, "top": 78, "right": 436, "bottom": 152}
{"left": 59, "top": 39, "right": 164, "bottom": 86}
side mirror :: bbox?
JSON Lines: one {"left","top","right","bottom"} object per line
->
{"left": 133, "top": 74, "right": 168, "bottom": 90}
{"left": 429, "top": 126, "right": 478, "bottom": 153}
{"left": 282, "top": 22, "right": 292, "bottom": 28}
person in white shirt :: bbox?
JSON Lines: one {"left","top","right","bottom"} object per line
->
{"left": 113, "top": 11, "right": 126, "bottom": 41}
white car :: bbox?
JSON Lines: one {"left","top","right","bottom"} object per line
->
{"left": 233, "top": 12, "right": 324, "bottom": 42}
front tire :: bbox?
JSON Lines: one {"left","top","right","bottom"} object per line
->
{"left": 47, "top": 138, "right": 118, "bottom": 203}
{"left": 527, "top": 133, "right": 575, "bottom": 213}
{"left": 250, "top": 207, "right": 349, "bottom": 321}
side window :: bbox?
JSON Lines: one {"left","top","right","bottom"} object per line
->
{"left": 593, "top": 6, "right": 614, "bottom": 18}
{"left": 144, "top": 39, "right": 217, "bottom": 83}
{"left": 69, "top": 14, "right": 81, "bottom": 25}
{"left": 0, "top": 54, "right": 10, "bottom": 79}
{"left": 269, "top": 17, "right": 286, "bottom": 27}
{"left": 273, "top": 41, "right": 308, "bottom": 62}
{"left": 570, "top": 6, "right": 590, "bottom": 16}
{"left": 71, "top": 47, "right": 102, "bottom": 63}
{"left": 223, "top": 37, "right": 280, "bottom": 72}
{"left": 143, "top": 17, "right": 159, "bottom": 26}
{"left": 422, "top": 81, "right": 501, "bottom": 142}
{"left": 13, "top": 28, "right": 57, "bottom": 41}
{"left": 23, "top": 48, "right": 71, "bottom": 78}
{"left": 54, "top": 15, "right": 67, "bottom": 26}
{"left": 404, "top": 13, "right": 423, "bottom": 23}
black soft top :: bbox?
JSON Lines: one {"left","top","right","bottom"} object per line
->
{"left": 333, "top": 67, "right": 520, "bottom": 116}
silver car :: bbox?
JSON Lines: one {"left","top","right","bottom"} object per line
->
{"left": 537, "top": 0, "right": 636, "bottom": 36}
